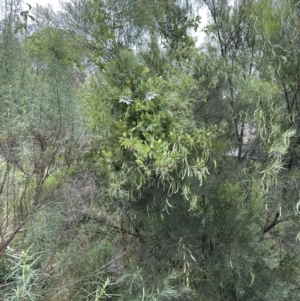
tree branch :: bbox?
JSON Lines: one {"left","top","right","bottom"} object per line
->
{"left": 263, "top": 211, "right": 280, "bottom": 234}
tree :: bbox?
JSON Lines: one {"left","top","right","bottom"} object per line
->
{"left": 0, "top": 1, "right": 90, "bottom": 299}
{"left": 63, "top": 0, "right": 300, "bottom": 299}
{"left": 2, "top": 0, "right": 300, "bottom": 300}
{"left": 189, "top": 0, "right": 300, "bottom": 299}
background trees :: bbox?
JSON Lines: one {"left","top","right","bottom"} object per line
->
{"left": 1, "top": 0, "right": 300, "bottom": 300}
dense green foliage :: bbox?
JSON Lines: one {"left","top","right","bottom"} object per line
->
{"left": 1, "top": 0, "right": 300, "bottom": 300}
